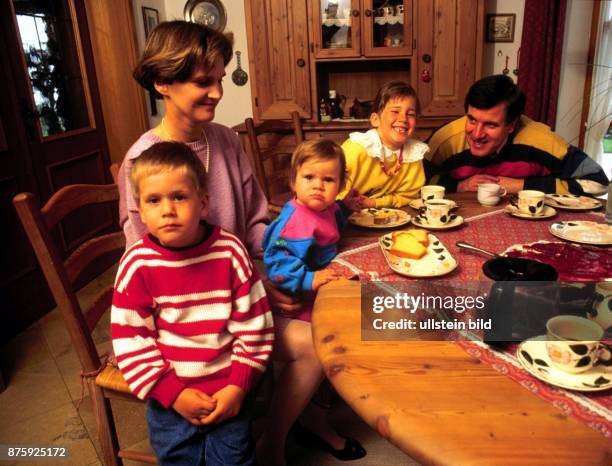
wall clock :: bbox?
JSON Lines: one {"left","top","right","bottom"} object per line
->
{"left": 184, "top": 0, "right": 227, "bottom": 32}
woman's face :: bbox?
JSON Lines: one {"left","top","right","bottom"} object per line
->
{"left": 155, "top": 57, "right": 225, "bottom": 124}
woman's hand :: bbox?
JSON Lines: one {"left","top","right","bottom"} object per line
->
{"left": 262, "top": 278, "right": 303, "bottom": 316}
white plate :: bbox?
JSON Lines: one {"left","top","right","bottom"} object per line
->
{"left": 349, "top": 208, "right": 411, "bottom": 229}
{"left": 517, "top": 336, "right": 611, "bottom": 392}
{"left": 411, "top": 215, "right": 464, "bottom": 230}
{"left": 549, "top": 221, "right": 612, "bottom": 246}
{"left": 378, "top": 232, "right": 458, "bottom": 278}
{"left": 505, "top": 204, "right": 557, "bottom": 220}
{"left": 545, "top": 194, "right": 602, "bottom": 210}
{"left": 408, "top": 199, "right": 425, "bottom": 210}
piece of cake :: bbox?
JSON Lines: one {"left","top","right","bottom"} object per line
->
{"left": 404, "top": 228, "right": 429, "bottom": 245}
{"left": 371, "top": 208, "right": 399, "bottom": 225}
{"left": 390, "top": 231, "right": 428, "bottom": 259}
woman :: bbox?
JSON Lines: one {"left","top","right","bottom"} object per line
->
{"left": 117, "top": 21, "right": 364, "bottom": 465}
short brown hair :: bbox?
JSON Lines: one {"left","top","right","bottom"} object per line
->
{"left": 133, "top": 21, "right": 233, "bottom": 99}
{"left": 290, "top": 139, "right": 347, "bottom": 190}
{"left": 372, "top": 81, "right": 419, "bottom": 115}
{"left": 130, "top": 141, "right": 207, "bottom": 201}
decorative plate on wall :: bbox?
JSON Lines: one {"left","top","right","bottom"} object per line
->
{"left": 184, "top": 0, "right": 227, "bottom": 32}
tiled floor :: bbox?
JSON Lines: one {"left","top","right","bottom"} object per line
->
{"left": 0, "top": 265, "right": 418, "bottom": 466}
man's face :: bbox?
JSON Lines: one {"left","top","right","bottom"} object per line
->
{"left": 465, "top": 102, "right": 517, "bottom": 157}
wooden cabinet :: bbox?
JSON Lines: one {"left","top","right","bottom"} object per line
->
{"left": 311, "top": 0, "right": 413, "bottom": 59}
{"left": 245, "top": 0, "right": 483, "bottom": 122}
{"left": 415, "top": 0, "right": 484, "bottom": 116}
{"left": 244, "top": 0, "right": 312, "bottom": 121}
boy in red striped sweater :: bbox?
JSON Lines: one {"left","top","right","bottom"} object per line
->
{"left": 111, "top": 141, "right": 273, "bottom": 465}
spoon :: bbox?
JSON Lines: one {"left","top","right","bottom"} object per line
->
{"left": 456, "top": 241, "right": 525, "bottom": 278}
{"left": 455, "top": 241, "right": 499, "bottom": 258}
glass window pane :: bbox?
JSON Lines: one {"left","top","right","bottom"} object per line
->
{"left": 14, "top": 0, "right": 91, "bottom": 137}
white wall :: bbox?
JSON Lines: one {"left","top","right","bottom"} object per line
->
{"left": 555, "top": 0, "right": 594, "bottom": 145}
{"left": 482, "top": 0, "right": 525, "bottom": 81}
{"left": 163, "top": 0, "right": 254, "bottom": 128}
{"left": 132, "top": 0, "right": 167, "bottom": 128}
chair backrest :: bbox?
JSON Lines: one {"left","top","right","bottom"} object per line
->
{"left": 245, "top": 111, "right": 305, "bottom": 201}
{"left": 13, "top": 185, "right": 125, "bottom": 375}
{"left": 110, "top": 163, "right": 120, "bottom": 184}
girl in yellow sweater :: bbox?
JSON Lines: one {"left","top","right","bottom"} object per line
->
{"left": 338, "top": 81, "right": 428, "bottom": 208}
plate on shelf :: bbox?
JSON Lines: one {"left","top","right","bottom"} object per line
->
{"left": 411, "top": 215, "right": 464, "bottom": 230}
{"left": 378, "top": 232, "right": 457, "bottom": 278}
{"left": 349, "top": 208, "right": 411, "bottom": 229}
{"left": 544, "top": 194, "right": 602, "bottom": 210}
{"left": 516, "top": 336, "right": 611, "bottom": 392}
{"left": 505, "top": 204, "right": 557, "bottom": 219}
{"left": 549, "top": 221, "right": 612, "bottom": 246}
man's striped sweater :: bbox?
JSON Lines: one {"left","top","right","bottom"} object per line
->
{"left": 111, "top": 225, "right": 274, "bottom": 408}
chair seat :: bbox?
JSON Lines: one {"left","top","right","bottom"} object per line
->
{"left": 96, "top": 364, "right": 131, "bottom": 395}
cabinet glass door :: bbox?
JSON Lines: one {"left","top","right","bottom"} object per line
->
{"left": 363, "top": 0, "right": 412, "bottom": 57}
{"left": 314, "top": 0, "right": 360, "bottom": 58}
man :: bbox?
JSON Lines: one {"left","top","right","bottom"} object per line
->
{"left": 426, "top": 75, "right": 608, "bottom": 194}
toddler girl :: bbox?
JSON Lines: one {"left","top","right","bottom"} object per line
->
{"left": 338, "top": 81, "right": 428, "bottom": 208}
{"left": 262, "top": 138, "right": 361, "bottom": 320}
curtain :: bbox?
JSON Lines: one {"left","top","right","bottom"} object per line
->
{"left": 584, "top": 2, "right": 612, "bottom": 167}
{"left": 518, "top": 0, "right": 567, "bottom": 128}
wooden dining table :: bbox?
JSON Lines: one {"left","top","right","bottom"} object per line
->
{"left": 312, "top": 193, "right": 611, "bottom": 466}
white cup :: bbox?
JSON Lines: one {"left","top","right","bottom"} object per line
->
{"left": 545, "top": 315, "right": 609, "bottom": 374}
{"left": 588, "top": 282, "right": 612, "bottom": 332}
{"left": 514, "top": 190, "right": 545, "bottom": 215}
{"left": 420, "top": 185, "right": 445, "bottom": 203}
{"left": 477, "top": 183, "right": 507, "bottom": 206}
{"left": 418, "top": 199, "right": 457, "bottom": 226}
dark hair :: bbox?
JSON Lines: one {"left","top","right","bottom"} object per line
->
{"left": 372, "top": 81, "right": 419, "bottom": 115}
{"left": 130, "top": 141, "right": 207, "bottom": 200}
{"left": 290, "top": 139, "right": 347, "bottom": 190}
{"left": 133, "top": 21, "right": 233, "bottom": 99}
{"left": 464, "top": 75, "right": 526, "bottom": 124}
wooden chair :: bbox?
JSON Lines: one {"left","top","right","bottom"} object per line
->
{"left": 245, "top": 111, "right": 305, "bottom": 214}
{"left": 13, "top": 185, "right": 156, "bottom": 466}
{"left": 109, "top": 163, "right": 120, "bottom": 184}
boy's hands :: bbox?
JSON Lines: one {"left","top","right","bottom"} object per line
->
{"left": 172, "top": 388, "right": 217, "bottom": 425}
{"left": 361, "top": 197, "right": 376, "bottom": 208}
{"left": 201, "top": 385, "right": 246, "bottom": 425}
{"left": 312, "top": 269, "right": 339, "bottom": 290}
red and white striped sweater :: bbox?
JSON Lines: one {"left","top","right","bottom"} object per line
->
{"left": 111, "top": 225, "right": 273, "bottom": 408}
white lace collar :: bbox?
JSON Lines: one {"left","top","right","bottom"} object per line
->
{"left": 349, "top": 129, "right": 428, "bottom": 163}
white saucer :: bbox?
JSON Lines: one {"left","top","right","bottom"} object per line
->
{"left": 516, "top": 336, "right": 611, "bottom": 392}
{"left": 545, "top": 194, "right": 602, "bottom": 210}
{"left": 411, "top": 215, "right": 464, "bottom": 230}
{"left": 549, "top": 220, "right": 612, "bottom": 246}
{"left": 505, "top": 204, "right": 557, "bottom": 219}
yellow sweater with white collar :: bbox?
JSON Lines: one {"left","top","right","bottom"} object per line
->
{"left": 338, "top": 139, "right": 426, "bottom": 208}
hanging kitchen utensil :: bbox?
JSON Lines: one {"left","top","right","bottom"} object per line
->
{"left": 502, "top": 56, "right": 510, "bottom": 75}
{"left": 231, "top": 51, "right": 248, "bottom": 86}
{"left": 513, "top": 47, "right": 520, "bottom": 76}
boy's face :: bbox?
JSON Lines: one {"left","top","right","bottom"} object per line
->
{"left": 291, "top": 157, "right": 341, "bottom": 212}
{"left": 370, "top": 96, "right": 417, "bottom": 150}
{"left": 137, "top": 168, "right": 208, "bottom": 248}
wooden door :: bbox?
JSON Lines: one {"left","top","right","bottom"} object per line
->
{"left": 415, "top": 0, "right": 484, "bottom": 117}
{"left": 362, "top": 0, "right": 413, "bottom": 57}
{"left": 311, "top": 0, "right": 361, "bottom": 59}
{"left": 245, "top": 0, "right": 312, "bottom": 120}
{"left": 0, "top": 0, "right": 114, "bottom": 344}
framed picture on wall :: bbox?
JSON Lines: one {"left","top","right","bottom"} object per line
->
{"left": 141, "top": 7, "right": 160, "bottom": 115}
{"left": 142, "top": 7, "right": 160, "bottom": 38}
{"left": 486, "top": 14, "right": 516, "bottom": 43}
